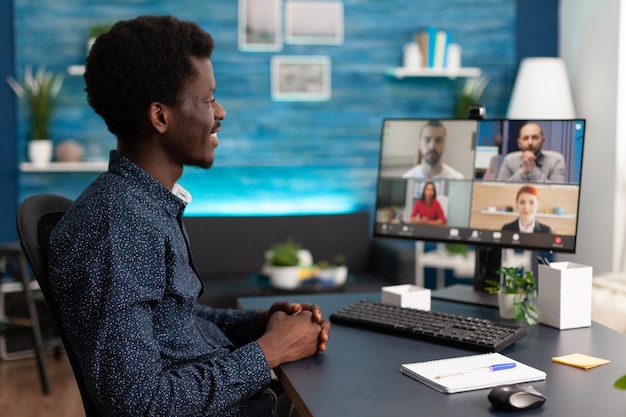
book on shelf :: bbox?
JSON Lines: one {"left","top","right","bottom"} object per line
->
{"left": 413, "top": 27, "right": 452, "bottom": 70}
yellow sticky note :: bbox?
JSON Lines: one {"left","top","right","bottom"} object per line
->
{"left": 552, "top": 353, "right": 611, "bottom": 369}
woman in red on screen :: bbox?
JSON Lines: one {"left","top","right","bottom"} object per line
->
{"left": 410, "top": 182, "right": 446, "bottom": 225}
{"left": 501, "top": 185, "right": 553, "bottom": 233}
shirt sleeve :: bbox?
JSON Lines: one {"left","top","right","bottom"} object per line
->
{"left": 50, "top": 212, "right": 273, "bottom": 416}
{"left": 434, "top": 200, "right": 446, "bottom": 223}
{"left": 411, "top": 200, "right": 421, "bottom": 218}
{"left": 496, "top": 155, "right": 516, "bottom": 181}
{"left": 547, "top": 154, "right": 566, "bottom": 182}
{"left": 194, "top": 304, "right": 261, "bottom": 347}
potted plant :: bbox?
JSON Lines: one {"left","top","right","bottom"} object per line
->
{"left": 445, "top": 243, "right": 470, "bottom": 257}
{"left": 454, "top": 74, "right": 490, "bottom": 117}
{"left": 6, "top": 65, "right": 64, "bottom": 166}
{"left": 485, "top": 266, "right": 538, "bottom": 325}
{"left": 87, "top": 22, "right": 113, "bottom": 53}
{"left": 317, "top": 254, "right": 348, "bottom": 286}
{"left": 385, "top": 205, "right": 399, "bottom": 222}
{"left": 263, "top": 238, "right": 314, "bottom": 290}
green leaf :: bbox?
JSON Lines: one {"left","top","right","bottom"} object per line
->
{"left": 615, "top": 374, "right": 626, "bottom": 390}
{"left": 269, "top": 238, "right": 302, "bottom": 266}
{"left": 7, "top": 65, "right": 64, "bottom": 139}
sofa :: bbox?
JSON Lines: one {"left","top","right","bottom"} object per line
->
{"left": 183, "top": 212, "right": 415, "bottom": 308}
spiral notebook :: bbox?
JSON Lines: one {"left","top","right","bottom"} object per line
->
{"left": 401, "top": 352, "right": 546, "bottom": 393}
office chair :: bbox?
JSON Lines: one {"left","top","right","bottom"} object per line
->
{"left": 0, "top": 242, "right": 50, "bottom": 393}
{"left": 16, "top": 194, "right": 103, "bottom": 416}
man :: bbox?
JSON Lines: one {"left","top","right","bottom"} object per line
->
{"left": 496, "top": 122, "right": 566, "bottom": 182}
{"left": 402, "top": 120, "right": 464, "bottom": 179}
{"left": 49, "top": 16, "right": 330, "bottom": 416}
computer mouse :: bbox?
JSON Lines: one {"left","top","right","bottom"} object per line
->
{"left": 488, "top": 384, "right": 547, "bottom": 411}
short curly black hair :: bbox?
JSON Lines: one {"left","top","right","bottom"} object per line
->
{"left": 84, "top": 15, "right": 214, "bottom": 143}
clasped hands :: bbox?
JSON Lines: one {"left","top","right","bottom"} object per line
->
{"left": 520, "top": 150, "right": 538, "bottom": 174}
{"left": 257, "top": 301, "right": 331, "bottom": 369}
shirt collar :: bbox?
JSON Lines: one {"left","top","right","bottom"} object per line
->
{"left": 518, "top": 219, "right": 536, "bottom": 233}
{"left": 535, "top": 151, "right": 545, "bottom": 167}
{"left": 172, "top": 183, "right": 192, "bottom": 204}
{"left": 108, "top": 150, "right": 192, "bottom": 217}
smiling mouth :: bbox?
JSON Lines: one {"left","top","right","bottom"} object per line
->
{"left": 210, "top": 132, "right": 219, "bottom": 146}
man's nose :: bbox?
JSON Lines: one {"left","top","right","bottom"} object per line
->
{"left": 214, "top": 99, "right": 226, "bottom": 120}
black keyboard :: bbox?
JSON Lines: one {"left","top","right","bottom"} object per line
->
{"left": 330, "top": 300, "right": 526, "bottom": 352}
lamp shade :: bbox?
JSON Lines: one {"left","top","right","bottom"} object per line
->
{"left": 506, "top": 57, "right": 576, "bottom": 119}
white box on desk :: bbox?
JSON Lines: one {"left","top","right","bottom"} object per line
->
{"left": 538, "top": 262, "right": 592, "bottom": 330}
{"left": 381, "top": 284, "right": 431, "bottom": 310}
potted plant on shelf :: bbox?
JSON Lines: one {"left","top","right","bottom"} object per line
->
{"left": 6, "top": 65, "right": 64, "bottom": 167}
{"left": 485, "top": 266, "right": 538, "bottom": 325}
{"left": 454, "top": 74, "right": 490, "bottom": 118}
{"left": 87, "top": 22, "right": 113, "bottom": 53}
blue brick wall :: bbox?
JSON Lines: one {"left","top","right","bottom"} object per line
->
{"left": 13, "top": 0, "right": 515, "bottom": 217}
{"left": 0, "top": 1, "right": 16, "bottom": 242}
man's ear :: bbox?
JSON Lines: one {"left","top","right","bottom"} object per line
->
{"left": 149, "top": 102, "right": 169, "bottom": 134}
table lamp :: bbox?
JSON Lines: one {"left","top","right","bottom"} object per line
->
{"left": 506, "top": 57, "right": 576, "bottom": 118}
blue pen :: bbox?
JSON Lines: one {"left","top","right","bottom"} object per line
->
{"left": 435, "top": 363, "right": 516, "bottom": 379}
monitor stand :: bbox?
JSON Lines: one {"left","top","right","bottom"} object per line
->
{"left": 431, "top": 245, "right": 500, "bottom": 308}
{"left": 430, "top": 105, "right": 501, "bottom": 308}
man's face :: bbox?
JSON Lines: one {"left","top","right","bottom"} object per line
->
{"left": 419, "top": 125, "right": 446, "bottom": 166}
{"left": 164, "top": 57, "right": 226, "bottom": 169}
{"left": 517, "top": 124, "right": 544, "bottom": 155}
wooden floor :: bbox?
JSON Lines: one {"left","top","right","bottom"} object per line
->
{"left": 0, "top": 353, "right": 84, "bottom": 417}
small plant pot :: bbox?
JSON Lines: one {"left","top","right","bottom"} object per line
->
{"left": 497, "top": 292, "right": 523, "bottom": 320}
{"left": 28, "top": 139, "right": 53, "bottom": 167}
{"left": 266, "top": 266, "right": 301, "bottom": 290}
{"left": 317, "top": 265, "right": 348, "bottom": 286}
{"left": 333, "top": 265, "right": 348, "bottom": 285}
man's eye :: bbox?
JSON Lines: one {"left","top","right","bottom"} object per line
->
{"left": 204, "top": 98, "right": 216, "bottom": 108}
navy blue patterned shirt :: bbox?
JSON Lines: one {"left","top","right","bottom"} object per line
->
{"left": 49, "top": 151, "right": 273, "bottom": 416}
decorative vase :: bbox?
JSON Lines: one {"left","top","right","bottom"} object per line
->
{"left": 55, "top": 139, "right": 85, "bottom": 162}
{"left": 28, "top": 139, "right": 53, "bottom": 167}
{"left": 497, "top": 292, "right": 522, "bottom": 320}
{"left": 87, "top": 37, "right": 96, "bottom": 55}
{"left": 333, "top": 265, "right": 348, "bottom": 286}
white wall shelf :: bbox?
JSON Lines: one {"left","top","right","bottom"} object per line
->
{"left": 67, "top": 65, "right": 85, "bottom": 76}
{"left": 385, "top": 67, "right": 482, "bottom": 79}
{"left": 478, "top": 210, "right": 577, "bottom": 220}
{"left": 19, "top": 161, "right": 107, "bottom": 172}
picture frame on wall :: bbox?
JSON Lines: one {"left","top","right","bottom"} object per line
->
{"left": 271, "top": 55, "right": 331, "bottom": 101}
{"left": 285, "top": 1, "right": 344, "bottom": 45}
{"left": 238, "top": 0, "right": 283, "bottom": 51}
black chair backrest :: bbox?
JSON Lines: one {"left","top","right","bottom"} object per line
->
{"left": 16, "top": 194, "right": 103, "bottom": 416}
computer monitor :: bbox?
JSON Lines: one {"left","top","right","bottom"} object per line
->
{"left": 373, "top": 118, "right": 586, "bottom": 290}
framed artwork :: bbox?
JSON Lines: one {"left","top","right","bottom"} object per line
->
{"left": 238, "top": 0, "right": 283, "bottom": 52}
{"left": 271, "top": 55, "right": 331, "bottom": 101}
{"left": 285, "top": 1, "right": 344, "bottom": 45}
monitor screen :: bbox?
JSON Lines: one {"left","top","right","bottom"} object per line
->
{"left": 373, "top": 118, "right": 586, "bottom": 254}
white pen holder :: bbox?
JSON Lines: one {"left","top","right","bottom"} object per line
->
{"left": 538, "top": 262, "right": 592, "bottom": 330}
